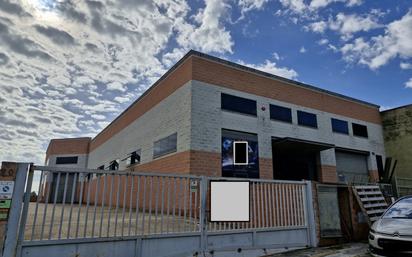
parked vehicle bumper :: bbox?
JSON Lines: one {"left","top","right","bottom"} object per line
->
{"left": 369, "top": 231, "right": 412, "bottom": 257}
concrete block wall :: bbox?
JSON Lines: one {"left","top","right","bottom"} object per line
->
{"left": 190, "top": 80, "right": 386, "bottom": 181}
{"left": 87, "top": 82, "right": 192, "bottom": 171}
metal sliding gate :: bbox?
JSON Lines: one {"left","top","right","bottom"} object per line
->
{"left": 5, "top": 164, "right": 316, "bottom": 257}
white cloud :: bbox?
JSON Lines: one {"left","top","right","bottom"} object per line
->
{"left": 176, "top": 0, "right": 234, "bottom": 54}
{"left": 279, "top": 0, "right": 307, "bottom": 14}
{"left": 400, "top": 62, "right": 412, "bottom": 70}
{"left": 280, "top": 0, "right": 363, "bottom": 14}
{"left": 272, "top": 52, "right": 281, "bottom": 60}
{"left": 307, "top": 12, "right": 382, "bottom": 40}
{"left": 340, "top": 11, "right": 412, "bottom": 69}
{"left": 0, "top": 0, "right": 235, "bottom": 164}
{"left": 405, "top": 78, "right": 412, "bottom": 88}
{"left": 330, "top": 13, "right": 382, "bottom": 40}
{"left": 300, "top": 46, "right": 307, "bottom": 53}
{"left": 308, "top": 21, "right": 327, "bottom": 33}
{"left": 238, "top": 60, "right": 298, "bottom": 79}
{"left": 114, "top": 96, "right": 131, "bottom": 103}
{"left": 91, "top": 114, "right": 106, "bottom": 120}
{"left": 310, "top": 0, "right": 362, "bottom": 9}
{"left": 106, "top": 81, "right": 126, "bottom": 92}
{"left": 318, "top": 38, "right": 329, "bottom": 45}
{"left": 238, "top": 0, "right": 269, "bottom": 17}
{"left": 346, "top": 0, "right": 363, "bottom": 7}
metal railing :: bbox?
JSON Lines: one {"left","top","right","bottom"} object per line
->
{"left": 22, "top": 166, "right": 309, "bottom": 241}
{"left": 395, "top": 177, "right": 412, "bottom": 197}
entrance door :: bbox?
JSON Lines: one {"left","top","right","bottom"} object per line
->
{"left": 273, "top": 151, "right": 318, "bottom": 180}
{"left": 272, "top": 137, "right": 334, "bottom": 181}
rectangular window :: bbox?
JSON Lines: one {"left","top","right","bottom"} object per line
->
{"left": 352, "top": 123, "right": 368, "bottom": 138}
{"left": 109, "top": 160, "right": 119, "bottom": 170}
{"left": 56, "top": 156, "right": 78, "bottom": 165}
{"left": 270, "top": 104, "right": 292, "bottom": 123}
{"left": 221, "top": 93, "right": 257, "bottom": 116}
{"left": 153, "top": 133, "right": 177, "bottom": 158}
{"left": 297, "top": 110, "right": 318, "bottom": 128}
{"left": 331, "top": 118, "right": 349, "bottom": 134}
{"left": 125, "top": 149, "right": 141, "bottom": 166}
{"left": 222, "top": 129, "right": 259, "bottom": 178}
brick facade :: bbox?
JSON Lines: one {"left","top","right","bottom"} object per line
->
{"left": 46, "top": 137, "right": 91, "bottom": 160}
{"left": 130, "top": 151, "right": 191, "bottom": 174}
{"left": 318, "top": 165, "right": 338, "bottom": 183}
{"left": 368, "top": 170, "right": 379, "bottom": 182}
{"left": 259, "top": 158, "right": 273, "bottom": 179}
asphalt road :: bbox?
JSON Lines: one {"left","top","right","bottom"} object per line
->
{"left": 262, "top": 243, "right": 372, "bottom": 257}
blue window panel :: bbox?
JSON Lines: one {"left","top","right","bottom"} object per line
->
{"left": 331, "top": 118, "right": 349, "bottom": 134}
{"left": 221, "top": 93, "right": 257, "bottom": 116}
{"left": 297, "top": 110, "right": 318, "bottom": 128}
{"left": 270, "top": 104, "right": 292, "bottom": 123}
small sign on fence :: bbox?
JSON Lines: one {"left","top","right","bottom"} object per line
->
{"left": 0, "top": 199, "right": 11, "bottom": 209}
{"left": 0, "top": 181, "right": 14, "bottom": 200}
{"left": 190, "top": 180, "right": 198, "bottom": 193}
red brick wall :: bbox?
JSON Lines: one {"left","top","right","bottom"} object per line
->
{"left": 189, "top": 150, "right": 221, "bottom": 177}
{"left": 369, "top": 170, "right": 379, "bottom": 182}
{"left": 319, "top": 165, "right": 338, "bottom": 183}
{"left": 46, "top": 137, "right": 91, "bottom": 160}
{"left": 130, "top": 151, "right": 191, "bottom": 174}
{"left": 260, "top": 158, "right": 273, "bottom": 179}
{"left": 191, "top": 57, "right": 381, "bottom": 125}
{"left": 128, "top": 150, "right": 272, "bottom": 179}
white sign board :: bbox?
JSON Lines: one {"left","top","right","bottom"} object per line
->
{"left": 0, "top": 181, "right": 14, "bottom": 199}
{"left": 210, "top": 181, "right": 249, "bottom": 222}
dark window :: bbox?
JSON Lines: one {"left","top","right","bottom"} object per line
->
{"left": 297, "top": 110, "right": 317, "bottom": 128}
{"left": 96, "top": 165, "right": 105, "bottom": 177}
{"left": 109, "top": 160, "right": 119, "bottom": 170}
{"left": 376, "top": 155, "right": 384, "bottom": 179}
{"left": 153, "top": 133, "right": 177, "bottom": 158}
{"left": 331, "top": 118, "right": 349, "bottom": 134}
{"left": 125, "top": 150, "right": 141, "bottom": 166}
{"left": 270, "top": 104, "right": 292, "bottom": 123}
{"left": 56, "top": 156, "right": 78, "bottom": 165}
{"left": 352, "top": 123, "right": 368, "bottom": 138}
{"left": 221, "top": 93, "right": 257, "bottom": 116}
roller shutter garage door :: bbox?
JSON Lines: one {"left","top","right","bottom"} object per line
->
{"left": 336, "top": 151, "right": 369, "bottom": 183}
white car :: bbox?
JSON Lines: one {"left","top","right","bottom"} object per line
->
{"left": 369, "top": 195, "right": 412, "bottom": 257}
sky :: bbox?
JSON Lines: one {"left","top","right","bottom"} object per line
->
{"left": 0, "top": 0, "right": 411, "bottom": 165}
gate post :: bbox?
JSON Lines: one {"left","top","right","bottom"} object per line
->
{"left": 199, "top": 176, "right": 208, "bottom": 254}
{"left": 1, "top": 162, "right": 30, "bottom": 257}
{"left": 304, "top": 181, "right": 318, "bottom": 247}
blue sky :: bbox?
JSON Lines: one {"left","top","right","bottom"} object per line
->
{"left": 0, "top": 0, "right": 411, "bottom": 164}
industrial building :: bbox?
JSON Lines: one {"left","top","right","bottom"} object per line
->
{"left": 42, "top": 50, "right": 389, "bottom": 244}
{"left": 46, "top": 50, "right": 385, "bottom": 185}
